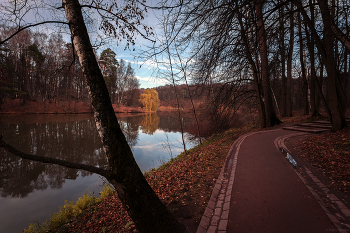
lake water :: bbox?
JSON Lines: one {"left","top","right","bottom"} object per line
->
{"left": 0, "top": 112, "right": 197, "bottom": 233}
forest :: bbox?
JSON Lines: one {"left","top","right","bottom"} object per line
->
{"left": 0, "top": 0, "right": 350, "bottom": 232}
{"left": 0, "top": 29, "right": 140, "bottom": 108}
{"left": 1, "top": 0, "right": 350, "bottom": 133}
{"left": 150, "top": 0, "right": 350, "bottom": 132}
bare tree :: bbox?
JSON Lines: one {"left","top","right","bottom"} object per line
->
{"left": 0, "top": 0, "right": 184, "bottom": 232}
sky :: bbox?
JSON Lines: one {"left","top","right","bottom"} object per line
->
{"left": 89, "top": 0, "right": 171, "bottom": 89}
{"left": 0, "top": 0, "right": 172, "bottom": 89}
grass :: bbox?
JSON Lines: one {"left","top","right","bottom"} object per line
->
{"left": 24, "top": 185, "right": 114, "bottom": 233}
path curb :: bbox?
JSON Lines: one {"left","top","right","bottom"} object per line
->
{"left": 197, "top": 129, "right": 350, "bottom": 232}
{"left": 275, "top": 133, "right": 350, "bottom": 232}
{"left": 196, "top": 131, "right": 265, "bottom": 233}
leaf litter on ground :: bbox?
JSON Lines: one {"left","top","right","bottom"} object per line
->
{"left": 49, "top": 125, "right": 257, "bottom": 233}
{"left": 299, "top": 126, "right": 350, "bottom": 192}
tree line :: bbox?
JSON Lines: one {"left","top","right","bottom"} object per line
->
{"left": 0, "top": 27, "right": 140, "bottom": 109}
{"left": 154, "top": 0, "right": 350, "bottom": 131}
{"left": 1, "top": 0, "right": 183, "bottom": 232}
{"left": 1, "top": 0, "right": 350, "bottom": 232}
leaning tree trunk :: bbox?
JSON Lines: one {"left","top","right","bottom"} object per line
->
{"left": 62, "top": 0, "right": 184, "bottom": 232}
{"left": 255, "top": 0, "right": 281, "bottom": 127}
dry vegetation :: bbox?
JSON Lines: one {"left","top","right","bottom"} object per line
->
{"left": 28, "top": 125, "right": 258, "bottom": 233}
{"left": 298, "top": 126, "right": 350, "bottom": 192}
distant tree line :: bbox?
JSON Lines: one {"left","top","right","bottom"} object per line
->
{"left": 99, "top": 48, "right": 140, "bottom": 107}
{"left": 0, "top": 27, "right": 140, "bottom": 109}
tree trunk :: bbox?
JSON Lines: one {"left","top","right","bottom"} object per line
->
{"left": 318, "top": 0, "right": 346, "bottom": 130}
{"left": 298, "top": 12, "right": 309, "bottom": 115}
{"left": 280, "top": 5, "right": 287, "bottom": 117}
{"left": 295, "top": 0, "right": 346, "bottom": 130}
{"left": 305, "top": 0, "right": 320, "bottom": 116}
{"left": 286, "top": 3, "right": 294, "bottom": 117}
{"left": 255, "top": 0, "right": 281, "bottom": 127}
{"left": 237, "top": 11, "right": 266, "bottom": 128}
{"left": 62, "top": 0, "right": 184, "bottom": 232}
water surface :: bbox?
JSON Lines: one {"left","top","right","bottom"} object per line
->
{"left": 0, "top": 112, "right": 196, "bottom": 232}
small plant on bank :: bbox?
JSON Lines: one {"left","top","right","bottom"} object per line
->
{"left": 24, "top": 185, "right": 114, "bottom": 233}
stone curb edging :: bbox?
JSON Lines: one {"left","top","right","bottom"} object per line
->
{"left": 196, "top": 131, "right": 259, "bottom": 233}
{"left": 275, "top": 133, "right": 350, "bottom": 232}
{"left": 196, "top": 128, "right": 350, "bottom": 233}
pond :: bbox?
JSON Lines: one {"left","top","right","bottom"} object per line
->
{"left": 0, "top": 112, "right": 198, "bottom": 233}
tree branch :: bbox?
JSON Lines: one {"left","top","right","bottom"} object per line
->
{"left": 0, "top": 138, "right": 110, "bottom": 177}
{"left": 80, "top": 5, "right": 156, "bottom": 43}
{"left": 0, "top": 21, "right": 69, "bottom": 45}
{"left": 331, "top": 24, "right": 350, "bottom": 52}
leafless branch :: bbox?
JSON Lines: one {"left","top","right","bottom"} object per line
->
{"left": 0, "top": 21, "right": 68, "bottom": 45}
{"left": 0, "top": 138, "right": 110, "bottom": 177}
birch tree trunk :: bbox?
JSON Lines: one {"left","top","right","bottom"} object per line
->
{"left": 62, "top": 0, "right": 184, "bottom": 232}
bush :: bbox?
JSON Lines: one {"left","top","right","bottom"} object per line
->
{"left": 24, "top": 185, "right": 114, "bottom": 233}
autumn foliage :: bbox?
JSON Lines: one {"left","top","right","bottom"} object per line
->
{"left": 43, "top": 126, "right": 254, "bottom": 232}
{"left": 139, "top": 89, "right": 160, "bottom": 112}
{"left": 299, "top": 126, "right": 350, "bottom": 192}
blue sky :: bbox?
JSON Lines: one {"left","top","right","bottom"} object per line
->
{"left": 91, "top": 0, "right": 170, "bottom": 89}
{"left": 1, "top": 0, "right": 171, "bottom": 89}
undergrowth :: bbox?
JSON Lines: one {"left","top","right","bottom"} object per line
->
{"left": 24, "top": 185, "right": 114, "bottom": 233}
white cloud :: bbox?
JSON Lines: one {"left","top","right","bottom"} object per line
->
{"left": 135, "top": 76, "right": 152, "bottom": 81}
{"left": 135, "top": 76, "right": 169, "bottom": 88}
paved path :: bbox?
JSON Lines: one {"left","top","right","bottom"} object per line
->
{"left": 197, "top": 129, "right": 350, "bottom": 233}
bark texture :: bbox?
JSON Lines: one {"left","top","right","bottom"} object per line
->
{"left": 318, "top": 0, "right": 347, "bottom": 130}
{"left": 298, "top": 12, "right": 309, "bottom": 115}
{"left": 255, "top": 0, "right": 281, "bottom": 127}
{"left": 62, "top": 0, "right": 184, "bottom": 232}
{"left": 295, "top": 0, "right": 346, "bottom": 130}
{"left": 238, "top": 11, "right": 266, "bottom": 128}
{"left": 286, "top": 4, "right": 294, "bottom": 117}
{"left": 280, "top": 5, "right": 287, "bottom": 117}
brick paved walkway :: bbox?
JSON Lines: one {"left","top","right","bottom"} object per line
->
{"left": 196, "top": 129, "right": 350, "bottom": 233}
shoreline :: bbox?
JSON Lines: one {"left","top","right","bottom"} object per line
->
{"left": 0, "top": 99, "right": 156, "bottom": 115}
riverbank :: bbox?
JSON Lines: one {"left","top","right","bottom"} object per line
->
{"left": 25, "top": 123, "right": 259, "bottom": 233}
{"left": 0, "top": 99, "right": 148, "bottom": 114}
{"left": 23, "top": 113, "right": 349, "bottom": 232}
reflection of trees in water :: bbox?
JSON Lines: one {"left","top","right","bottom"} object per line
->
{"left": 117, "top": 115, "right": 141, "bottom": 148}
{"left": 157, "top": 112, "right": 193, "bottom": 134}
{"left": 139, "top": 113, "right": 160, "bottom": 135}
{"left": 0, "top": 115, "right": 107, "bottom": 198}
{"left": 0, "top": 113, "right": 195, "bottom": 198}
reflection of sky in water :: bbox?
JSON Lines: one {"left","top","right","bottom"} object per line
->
{"left": 0, "top": 173, "right": 104, "bottom": 233}
{"left": 133, "top": 129, "right": 193, "bottom": 171}
{"left": 0, "top": 114, "right": 197, "bottom": 232}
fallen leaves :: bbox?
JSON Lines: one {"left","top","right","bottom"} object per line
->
{"left": 50, "top": 127, "right": 253, "bottom": 232}
{"left": 299, "top": 126, "right": 350, "bottom": 192}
